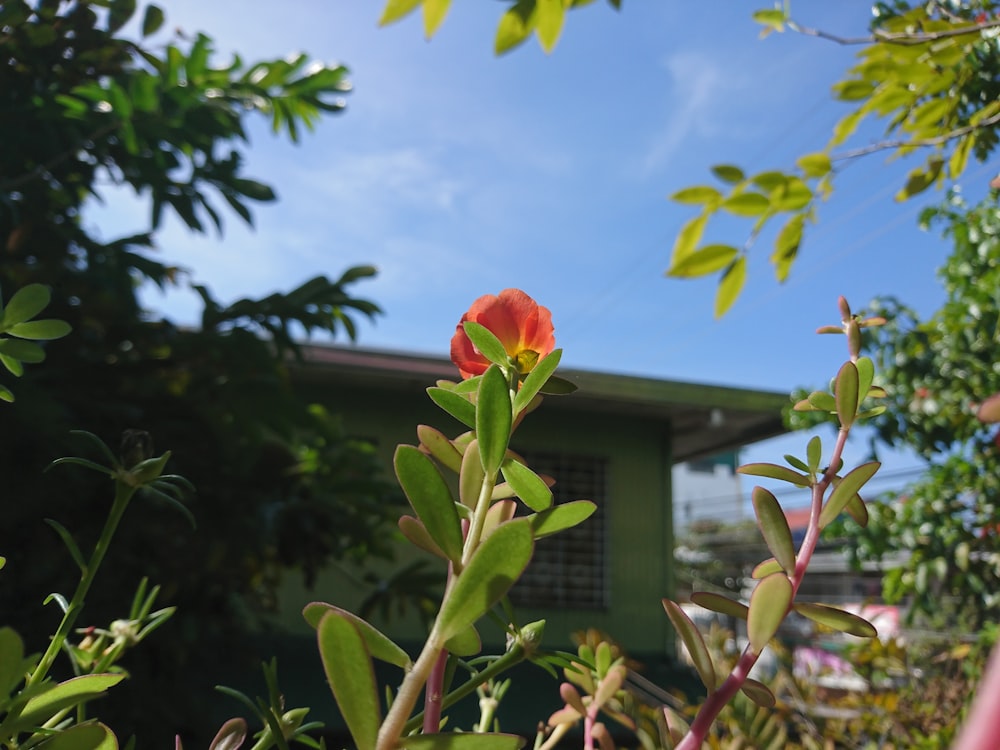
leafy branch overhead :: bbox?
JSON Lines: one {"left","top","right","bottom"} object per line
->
{"left": 669, "top": 2, "right": 1000, "bottom": 316}
{"left": 378, "top": 0, "right": 621, "bottom": 55}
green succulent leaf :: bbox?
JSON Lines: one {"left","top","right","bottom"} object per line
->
{"left": 36, "top": 722, "right": 116, "bottom": 750}
{"left": 460, "top": 439, "right": 486, "bottom": 509}
{"left": 0, "top": 338, "right": 45, "bottom": 363}
{"left": 394, "top": 445, "right": 464, "bottom": 564}
{"left": 751, "top": 558, "right": 784, "bottom": 579}
{"left": 527, "top": 500, "right": 596, "bottom": 538}
{"left": 501, "top": 458, "right": 552, "bottom": 512}
{"left": 0, "top": 627, "right": 25, "bottom": 697}
{"left": 747, "top": 572, "right": 792, "bottom": 654}
{"left": 806, "top": 391, "right": 836, "bottom": 412}
{"left": 436, "top": 519, "right": 533, "bottom": 642}
{"left": 398, "top": 734, "right": 525, "bottom": 750}
{"left": 662, "top": 599, "right": 715, "bottom": 692}
{"left": 417, "top": 425, "right": 464, "bottom": 474}
{"left": 793, "top": 602, "right": 877, "bottom": 638}
{"left": 740, "top": 678, "right": 776, "bottom": 708}
{"left": 806, "top": 436, "right": 822, "bottom": 473}
{"left": 835, "top": 360, "right": 860, "bottom": 429}
{"left": 6, "top": 319, "right": 71, "bottom": 340}
{"left": 737, "top": 463, "right": 810, "bottom": 487}
{"left": 819, "top": 461, "right": 880, "bottom": 528}
{"left": 444, "top": 624, "right": 482, "bottom": 657}
{"left": 514, "top": 348, "right": 561, "bottom": 412}
{"left": 752, "top": 487, "right": 796, "bottom": 574}
{"left": 427, "top": 387, "right": 476, "bottom": 428}
{"left": 689, "top": 591, "right": 748, "bottom": 620}
{"left": 398, "top": 515, "right": 447, "bottom": 559}
{"left": 317, "top": 612, "right": 381, "bottom": 750}
{"left": 477, "top": 365, "right": 512, "bottom": 476}
{"left": 303, "top": 602, "right": 411, "bottom": 669}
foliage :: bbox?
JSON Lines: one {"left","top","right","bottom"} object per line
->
{"left": 666, "top": 1, "right": 1000, "bottom": 315}
{"left": 0, "top": 2, "right": 394, "bottom": 743}
{"left": 799, "top": 190, "right": 1000, "bottom": 629}
{"left": 377, "top": 0, "right": 621, "bottom": 55}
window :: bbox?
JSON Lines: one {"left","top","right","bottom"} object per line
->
{"left": 509, "top": 451, "right": 608, "bottom": 610}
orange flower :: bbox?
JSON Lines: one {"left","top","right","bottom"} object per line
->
{"left": 450, "top": 289, "right": 555, "bottom": 379}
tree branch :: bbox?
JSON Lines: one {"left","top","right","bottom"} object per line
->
{"left": 787, "top": 18, "right": 1000, "bottom": 47}
{"left": 832, "top": 110, "right": 1000, "bottom": 162}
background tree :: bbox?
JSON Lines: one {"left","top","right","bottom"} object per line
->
{"left": 0, "top": 1, "right": 399, "bottom": 743}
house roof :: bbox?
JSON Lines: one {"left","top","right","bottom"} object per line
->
{"left": 293, "top": 344, "right": 790, "bottom": 463}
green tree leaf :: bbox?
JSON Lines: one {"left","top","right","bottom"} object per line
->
{"left": 796, "top": 152, "right": 832, "bottom": 178}
{"left": 141, "top": 4, "right": 165, "bottom": 36}
{"left": 394, "top": 445, "right": 464, "bottom": 564}
{"left": 666, "top": 245, "right": 738, "bottom": 278}
{"left": 379, "top": 0, "right": 423, "bottom": 26}
{"left": 711, "top": 164, "right": 745, "bottom": 184}
{"left": 670, "top": 185, "right": 722, "bottom": 206}
{"left": 317, "top": 612, "right": 381, "bottom": 750}
{"left": 423, "top": 0, "right": 452, "bottom": 37}
{"left": 1, "top": 284, "right": 50, "bottom": 328}
{"left": 495, "top": 1, "right": 535, "bottom": 55}
{"left": 436, "top": 519, "right": 533, "bottom": 641}
{"left": 534, "top": 0, "right": 566, "bottom": 52}
{"left": 721, "top": 192, "right": 770, "bottom": 217}
{"left": 669, "top": 213, "right": 708, "bottom": 266}
{"left": 714, "top": 255, "right": 747, "bottom": 318}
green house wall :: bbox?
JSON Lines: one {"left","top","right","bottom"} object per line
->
{"left": 274, "top": 380, "right": 677, "bottom": 655}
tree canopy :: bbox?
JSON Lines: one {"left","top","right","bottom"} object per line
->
{"left": 1, "top": 1, "right": 397, "bottom": 742}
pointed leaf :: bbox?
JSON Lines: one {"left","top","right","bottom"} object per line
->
{"left": 514, "top": 349, "right": 561, "bottom": 413}
{"left": 45, "top": 519, "right": 86, "bottom": 573}
{"left": 740, "top": 679, "right": 776, "bottom": 708}
{"left": 422, "top": 0, "right": 451, "bottom": 37}
{"left": 669, "top": 213, "right": 707, "bottom": 266}
{"left": 856, "top": 357, "right": 875, "bottom": 401}
{"left": 141, "top": 4, "right": 164, "bottom": 36}
{"left": 476, "top": 365, "right": 512, "bottom": 475}
{"left": 670, "top": 185, "right": 722, "bottom": 206}
{"left": 784, "top": 454, "right": 810, "bottom": 473}
{"left": 378, "top": 0, "right": 422, "bottom": 26}
{"left": 436, "top": 519, "right": 533, "bottom": 641}
{"left": 689, "top": 592, "right": 748, "bottom": 620}
{"left": 534, "top": 0, "right": 565, "bottom": 53}
{"left": 495, "top": 1, "right": 534, "bottom": 55}
{"left": 819, "top": 461, "right": 880, "bottom": 528}
{"left": 667, "top": 245, "right": 738, "bottom": 278}
{"left": 1, "top": 284, "right": 50, "bottom": 328}
{"left": 428, "top": 387, "right": 476, "bottom": 429}
{"left": 398, "top": 515, "right": 447, "bottom": 559}
{"left": 793, "top": 602, "right": 877, "bottom": 638}
{"left": 714, "top": 255, "right": 746, "bottom": 318}
{"left": 538, "top": 374, "right": 576, "bottom": 395}
{"left": 15, "top": 674, "right": 126, "bottom": 731}
{"left": 711, "top": 165, "right": 745, "bottom": 184}
{"left": 845, "top": 494, "right": 869, "bottom": 528}
{"left": 528, "top": 500, "right": 596, "bottom": 538}
{"left": 747, "top": 573, "right": 792, "bottom": 654}
{"left": 304, "top": 603, "right": 411, "bottom": 669}
{"left": 662, "top": 600, "right": 715, "bottom": 692}
{"left": 7, "top": 320, "right": 71, "bottom": 340}
{"left": 752, "top": 487, "right": 795, "bottom": 574}
{"left": 501, "top": 458, "right": 552, "bottom": 512}
{"left": 796, "top": 152, "right": 832, "bottom": 178}
{"left": 394, "top": 445, "right": 464, "bottom": 564}
{"left": 592, "top": 665, "right": 626, "bottom": 711}
{"left": 317, "top": 613, "right": 380, "bottom": 750}
{"left": 737, "top": 463, "right": 810, "bottom": 487}
{"left": 835, "top": 361, "right": 859, "bottom": 429}
{"left": 398, "top": 734, "right": 525, "bottom": 750}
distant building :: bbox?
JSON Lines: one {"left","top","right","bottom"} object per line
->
{"left": 672, "top": 451, "right": 743, "bottom": 533}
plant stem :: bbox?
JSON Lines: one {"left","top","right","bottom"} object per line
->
{"left": 27, "top": 481, "right": 136, "bottom": 688}
{"left": 676, "top": 424, "right": 852, "bottom": 749}
{"left": 422, "top": 649, "right": 449, "bottom": 734}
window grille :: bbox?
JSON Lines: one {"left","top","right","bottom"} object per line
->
{"left": 509, "top": 451, "right": 608, "bottom": 610}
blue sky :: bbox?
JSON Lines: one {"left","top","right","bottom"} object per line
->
{"left": 92, "top": 1, "right": 985, "bottom": 499}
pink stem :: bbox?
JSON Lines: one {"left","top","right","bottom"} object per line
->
{"left": 422, "top": 649, "right": 449, "bottom": 734}
{"left": 675, "top": 427, "right": 851, "bottom": 749}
